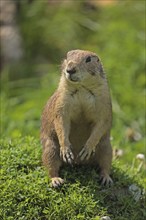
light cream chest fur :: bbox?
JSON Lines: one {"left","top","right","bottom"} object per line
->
{"left": 67, "top": 87, "right": 98, "bottom": 122}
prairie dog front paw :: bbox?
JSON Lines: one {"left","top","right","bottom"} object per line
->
{"left": 100, "top": 173, "right": 113, "bottom": 186}
{"left": 51, "top": 177, "right": 64, "bottom": 188}
{"left": 60, "top": 145, "right": 74, "bottom": 164}
{"left": 79, "top": 145, "right": 96, "bottom": 161}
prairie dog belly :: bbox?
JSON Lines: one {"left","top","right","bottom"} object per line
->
{"left": 69, "top": 114, "right": 93, "bottom": 158}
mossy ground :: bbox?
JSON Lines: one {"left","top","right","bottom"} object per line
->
{"left": 0, "top": 137, "right": 145, "bottom": 220}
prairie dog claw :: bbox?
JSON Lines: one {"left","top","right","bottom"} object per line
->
{"left": 51, "top": 177, "right": 64, "bottom": 188}
{"left": 60, "top": 146, "right": 74, "bottom": 164}
{"left": 79, "top": 145, "right": 96, "bottom": 161}
{"left": 100, "top": 174, "right": 113, "bottom": 186}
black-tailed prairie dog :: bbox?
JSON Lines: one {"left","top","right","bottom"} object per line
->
{"left": 41, "top": 49, "right": 113, "bottom": 187}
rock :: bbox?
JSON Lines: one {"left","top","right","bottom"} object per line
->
{"left": 129, "top": 184, "right": 141, "bottom": 202}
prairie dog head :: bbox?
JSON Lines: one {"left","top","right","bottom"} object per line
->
{"left": 62, "top": 49, "right": 105, "bottom": 85}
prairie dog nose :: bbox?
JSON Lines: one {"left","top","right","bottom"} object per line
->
{"left": 66, "top": 61, "right": 76, "bottom": 74}
{"left": 66, "top": 67, "right": 76, "bottom": 75}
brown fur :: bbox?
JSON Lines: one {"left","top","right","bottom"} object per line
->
{"left": 41, "top": 49, "right": 113, "bottom": 187}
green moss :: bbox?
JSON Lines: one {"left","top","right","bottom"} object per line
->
{"left": 0, "top": 137, "right": 145, "bottom": 220}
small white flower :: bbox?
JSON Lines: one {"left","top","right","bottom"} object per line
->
{"left": 116, "top": 149, "right": 123, "bottom": 157}
{"left": 113, "top": 148, "right": 124, "bottom": 158}
{"left": 101, "top": 216, "right": 111, "bottom": 220}
{"left": 136, "top": 154, "right": 145, "bottom": 161}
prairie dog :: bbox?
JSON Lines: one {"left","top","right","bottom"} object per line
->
{"left": 41, "top": 49, "right": 113, "bottom": 187}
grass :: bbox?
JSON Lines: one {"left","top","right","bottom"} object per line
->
{"left": 0, "top": 137, "right": 145, "bottom": 220}
{"left": 0, "top": 0, "right": 145, "bottom": 219}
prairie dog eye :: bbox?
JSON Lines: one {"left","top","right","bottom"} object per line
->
{"left": 85, "top": 56, "right": 91, "bottom": 63}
